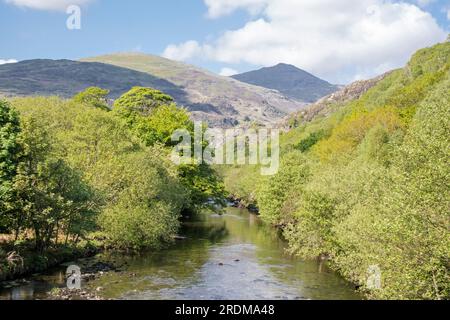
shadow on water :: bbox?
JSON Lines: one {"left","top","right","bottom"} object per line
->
{"left": 0, "top": 208, "right": 361, "bottom": 300}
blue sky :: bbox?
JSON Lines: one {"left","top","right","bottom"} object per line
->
{"left": 0, "top": 0, "right": 449, "bottom": 83}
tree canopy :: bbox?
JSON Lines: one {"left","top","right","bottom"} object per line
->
{"left": 72, "top": 86, "right": 110, "bottom": 111}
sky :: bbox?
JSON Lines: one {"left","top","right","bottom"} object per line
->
{"left": 0, "top": 0, "right": 449, "bottom": 84}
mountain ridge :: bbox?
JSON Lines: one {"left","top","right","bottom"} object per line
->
{"left": 82, "top": 53, "right": 309, "bottom": 125}
{"left": 0, "top": 54, "right": 308, "bottom": 127}
{"left": 232, "top": 63, "right": 339, "bottom": 103}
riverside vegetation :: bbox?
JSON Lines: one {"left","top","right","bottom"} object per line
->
{"left": 222, "top": 42, "right": 450, "bottom": 300}
{"left": 0, "top": 42, "right": 449, "bottom": 300}
{"left": 0, "top": 86, "right": 225, "bottom": 280}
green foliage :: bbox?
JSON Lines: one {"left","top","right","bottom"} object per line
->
{"left": 99, "top": 150, "right": 186, "bottom": 249}
{"left": 295, "top": 130, "right": 326, "bottom": 153}
{"left": 54, "top": 103, "right": 187, "bottom": 249}
{"left": 113, "top": 87, "right": 225, "bottom": 212}
{"left": 284, "top": 189, "right": 337, "bottom": 259}
{"left": 8, "top": 88, "right": 226, "bottom": 250}
{"left": 145, "top": 105, "right": 193, "bottom": 146}
{"left": 221, "top": 165, "right": 261, "bottom": 207}
{"left": 113, "top": 87, "right": 192, "bottom": 147}
{"left": 178, "top": 163, "right": 226, "bottom": 213}
{"left": 314, "top": 106, "right": 404, "bottom": 162}
{"left": 9, "top": 96, "right": 190, "bottom": 250}
{"left": 130, "top": 104, "right": 193, "bottom": 147}
{"left": 257, "top": 151, "right": 311, "bottom": 225}
{"left": 333, "top": 79, "right": 450, "bottom": 299}
{"left": 407, "top": 42, "right": 450, "bottom": 78}
{"left": 225, "top": 41, "right": 450, "bottom": 299}
{"left": 12, "top": 115, "right": 96, "bottom": 251}
{"left": 72, "top": 87, "right": 110, "bottom": 111}
{"left": 114, "top": 86, "right": 173, "bottom": 118}
{"left": 0, "top": 100, "right": 21, "bottom": 231}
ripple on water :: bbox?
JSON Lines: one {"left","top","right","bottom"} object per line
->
{"left": 1, "top": 209, "right": 361, "bottom": 300}
{"left": 121, "top": 243, "right": 308, "bottom": 300}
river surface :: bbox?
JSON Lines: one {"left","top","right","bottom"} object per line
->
{"left": 0, "top": 208, "right": 360, "bottom": 300}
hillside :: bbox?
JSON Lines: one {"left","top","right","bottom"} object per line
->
{"left": 222, "top": 41, "right": 450, "bottom": 299}
{"left": 280, "top": 71, "right": 393, "bottom": 129}
{"left": 0, "top": 55, "right": 307, "bottom": 128}
{"left": 82, "top": 53, "right": 307, "bottom": 127}
{"left": 232, "top": 63, "right": 339, "bottom": 103}
{"left": 0, "top": 59, "right": 186, "bottom": 100}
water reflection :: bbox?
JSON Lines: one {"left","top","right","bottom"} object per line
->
{"left": 0, "top": 208, "right": 361, "bottom": 300}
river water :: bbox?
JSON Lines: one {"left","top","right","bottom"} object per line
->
{"left": 0, "top": 208, "right": 360, "bottom": 300}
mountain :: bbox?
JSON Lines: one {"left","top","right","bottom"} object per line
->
{"left": 82, "top": 53, "right": 307, "bottom": 127}
{"left": 0, "top": 59, "right": 187, "bottom": 100}
{"left": 232, "top": 63, "right": 339, "bottom": 103}
{"left": 0, "top": 55, "right": 307, "bottom": 127}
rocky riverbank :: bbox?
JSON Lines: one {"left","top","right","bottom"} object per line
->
{"left": 47, "top": 260, "right": 121, "bottom": 300}
{"left": 227, "top": 197, "right": 259, "bottom": 214}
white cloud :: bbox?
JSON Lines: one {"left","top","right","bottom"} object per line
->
{"left": 4, "top": 0, "right": 93, "bottom": 11}
{"left": 0, "top": 59, "right": 18, "bottom": 65}
{"left": 219, "top": 67, "right": 239, "bottom": 76}
{"left": 163, "top": 0, "right": 447, "bottom": 83}
{"left": 164, "top": 40, "right": 204, "bottom": 62}
{"left": 447, "top": 9, "right": 450, "bottom": 20}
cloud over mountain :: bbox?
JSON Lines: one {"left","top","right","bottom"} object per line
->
{"left": 0, "top": 59, "right": 17, "bottom": 65}
{"left": 163, "top": 0, "right": 447, "bottom": 83}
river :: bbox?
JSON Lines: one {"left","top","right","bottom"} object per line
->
{"left": 0, "top": 208, "right": 361, "bottom": 300}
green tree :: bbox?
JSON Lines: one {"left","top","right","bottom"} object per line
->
{"left": 114, "top": 88, "right": 225, "bottom": 212}
{"left": 144, "top": 105, "right": 193, "bottom": 146}
{"left": 62, "top": 107, "right": 188, "bottom": 249}
{"left": 72, "top": 87, "right": 110, "bottom": 111}
{"left": 178, "top": 163, "right": 226, "bottom": 214}
{"left": 114, "top": 87, "right": 173, "bottom": 118}
{"left": 257, "top": 151, "right": 311, "bottom": 225}
{"left": 13, "top": 116, "right": 95, "bottom": 251}
{"left": 0, "top": 100, "right": 21, "bottom": 232}
{"left": 126, "top": 104, "right": 193, "bottom": 147}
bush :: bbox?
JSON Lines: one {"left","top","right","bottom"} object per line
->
{"left": 257, "top": 151, "right": 311, "bottom": 225}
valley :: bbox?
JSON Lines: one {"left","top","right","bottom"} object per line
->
{"left": 1, "top": 40, "right": 449, "bottom": 301}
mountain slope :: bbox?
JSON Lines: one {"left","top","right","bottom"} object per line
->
{"left": 0, "top": 55, "right": 307, "bottom": 127}
{"left": 280, "top": 71, "right": 393, "bottom": 129}
{"left": 82, "top": 53, "right": 307, "bottom": 127}
{"left": 232, "top": 63, "right": 339, "bottom": 103}
{"left": 0, "top": 59, "right": 186, "bottom": 100}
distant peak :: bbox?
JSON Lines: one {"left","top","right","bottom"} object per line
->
{"left": 274, "top": 63, "right": 295, "bottom": 67}
{"left": 271, "top": 63, "right": 299, "bottom": 69}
